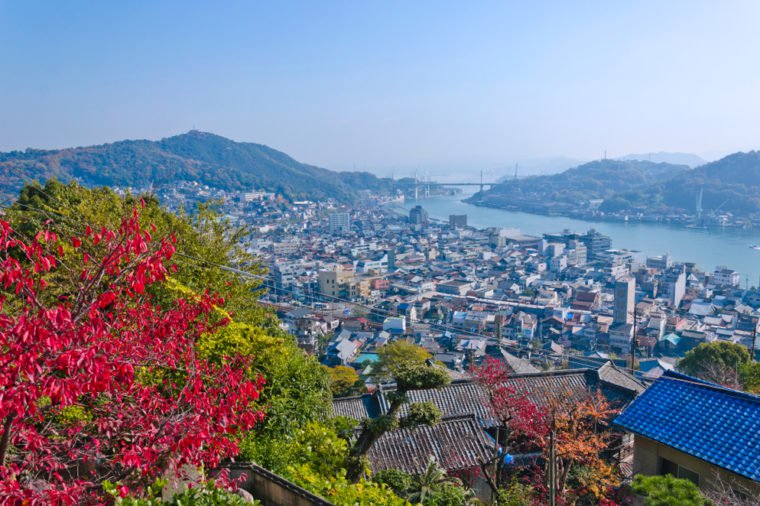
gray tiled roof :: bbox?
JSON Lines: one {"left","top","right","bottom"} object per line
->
{"left": 331, "top": 394, "right": 381, "bottom": 421}
{"left": 597, "top": 361, "right": 647, "bottom": 394}
{"left": 397, "top": 369, "right": 640, "bottom": 426}
{"left": 367, "top": 416, "right": 495, "bottom": 474}
{"left": 401, "top": 380, "right": 494, "bottom": 425}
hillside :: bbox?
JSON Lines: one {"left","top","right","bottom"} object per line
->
{"left": 0, "top": 131, "right": 395, "bottom": 202}
{"left": 619, "top": 151, "right": 760, "bottom": 215}
{"left": 468, "top": 159, "right": 689, "bottom": 214}
{"left": 616, "top": 152, "right": 706, "bottom": 168}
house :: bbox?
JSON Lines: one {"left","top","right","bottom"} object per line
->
{"left": 614, "top": 371, "right": 760, "bottom": 497}
{"left": 366, "top": 415, "right": 494, "bottom": 475}
{"left": 366, "top": 415, "right": 495, "bottom": 501}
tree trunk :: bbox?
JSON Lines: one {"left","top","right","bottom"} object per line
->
{"left": 0, "top": 414, "right": 16, "bottom": 466}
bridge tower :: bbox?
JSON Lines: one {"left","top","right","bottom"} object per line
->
{"left": 479, "top": 170, "right": 484, "bottom": 193}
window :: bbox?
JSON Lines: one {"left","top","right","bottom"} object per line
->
{"left": 659, "top": 457, "right": 678, "bottom": 477}
{"left": 677, "top": 466, "right": 700, "bottom": 486}
{"left": 658, "top": 457, "right": 700, "bottom": 486}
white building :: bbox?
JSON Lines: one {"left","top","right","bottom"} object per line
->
{"left": 329, "top": 212, "right": 351, "bottom": 234}
{"left": 712, "top": 266, "right": 740, "bottom": 288}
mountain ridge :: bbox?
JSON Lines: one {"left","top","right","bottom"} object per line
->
{"left": 0, "top": 131, "right": 395, "bottom": 202}
{"left": 470, "top": 151, "right": 760, "bottom": 217}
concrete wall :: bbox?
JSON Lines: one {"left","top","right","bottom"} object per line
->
{"left": 633, "top": 435, "right": 760, "bottom": 497}
{"left": 220, "top": 464, "right": 334, "bottom": 506}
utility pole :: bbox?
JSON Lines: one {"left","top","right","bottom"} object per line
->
{"left": 548, "top": 425, "right": 556, "bottom": 506}
{"left": 629, "top": 306, "right": 638, "bottom": 375}
{"left": 751, "top": 316, "right": 758, "bottom": 362}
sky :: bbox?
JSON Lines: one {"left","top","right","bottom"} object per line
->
{"left": 2, "top": 1, "right": 760, "bottom": 178}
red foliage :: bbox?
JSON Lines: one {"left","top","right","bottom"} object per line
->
{"left": 472, "top": 357, "right": 546, "bottom": 442}
{"left": 0, "top": 210, "right": 265, "bottom": 503}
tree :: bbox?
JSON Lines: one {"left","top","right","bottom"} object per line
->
{"left": 399, "top": 402, "right": 442, "bottom": 428}
{"left": 741, "top": 361, "right": 760, "bottom": 393}
{"left": 327, "top": 365, "right": 363, "bottom": 397}
{"left": 347, "top": 363, "right": 450, "bottom": 480}
{"left": 407, "top": 457, "right": 467, "bottom": 505}
{"left": 632, "top": 475, "right": 712, "bottom": 506}
{"left": 10, "top": 181, "right": 333, "bottom": 467}
{"left": 678, "top": 341, "right": 753, "bottom": 390}
{"left": 0, "top": 209, "right": 266, "bottom": 502}
{"left": 8, "top": 180, "right": 280, "bottom": 333}
{"left": 473, "top": 357, "right": 620, "bottom": 503}
{"left": 375, "top": 340, "right": 432, "bottom": 379}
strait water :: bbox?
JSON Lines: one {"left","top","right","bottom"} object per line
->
{"left": 401, "top": 189, "right": 760, "bottom": 285}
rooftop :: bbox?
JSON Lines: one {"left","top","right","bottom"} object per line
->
{"left": 614, "top": 370, "right": 760, "bottom": 483}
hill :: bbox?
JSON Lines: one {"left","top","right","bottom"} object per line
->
{"left": 0, "top": 131, "right": 395, "bottom": 202}
{"left": 468, "top": 159, "right": 689, "bottom": 214}
{"left": 616, "top": 152, "right": 706, "bottom": 168}
{"left": 615, "top": 151, "right": 760, "bottom": 215}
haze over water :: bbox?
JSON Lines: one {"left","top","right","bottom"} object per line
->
{"left": 403, "top": 188, "right": 760, "bottom": 287}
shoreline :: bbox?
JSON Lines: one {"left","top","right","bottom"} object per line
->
{"left": 463, "top": 198, "right": 755, "bottom": 232}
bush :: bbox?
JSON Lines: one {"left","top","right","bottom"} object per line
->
{"left": 632, "top": 475, "right": 713, "bottom": 506}
{"left": 373, "top": 468, "right": 413, "bottom": 496}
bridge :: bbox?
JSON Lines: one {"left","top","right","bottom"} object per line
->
{"left": 395, "top": 170, "right": 499, "bottom": 200}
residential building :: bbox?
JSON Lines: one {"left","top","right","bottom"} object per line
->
{"left": 712, "top": 266, "right": 741, "bottom": 288}
{"left": 614, "top": 276, "right": 636, "bottom": 324}
{"left": 318, "top": 267, "right": 357, "bottom": 300}
{"left": 615, "top": 371, "right": 760, "bottom": 497}
{"left": 662, "top": 265, "right": 687, "bottom": 308}
{"left": 329, "top": 212, "right": 351, "bottom": 234}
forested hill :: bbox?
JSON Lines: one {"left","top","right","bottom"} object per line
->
{"left": 467, "top": 159, "right": 689, "bottom": 214}
{"left": 0, "top": 131, "right": 395, "bottom": 202}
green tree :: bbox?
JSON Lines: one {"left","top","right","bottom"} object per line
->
{"left": 407, "top": 457, "right": 468, "bottom": 505}
{"left": 497, "top": 477, "right": 535, "bottom": 506}
{"left": 632, "top": 475, "right": 713, "bottom": 506}
{"left": 348, "top": 364, "right": 450, "bottom": 481}
{"left": 740, "top": 362, "right": 760, "bottom": 393}
{"left": 399, "top": 402, "right": 442, "bottom": 428}
{"left": 678, "top": 341, "right": 752, "bottom": 390}
{"left": 327, "top": 365, "right": 363, "bottom": 397}
{"left": 373, "top": 469, "right": 413, "bottom": 497}
{"left": 7, "top": 180, "right": 280, "bottom": 332}
{"left": 375, "top": 340, "right": 432, "bottom": 379}
{"left": 286, "top": 464, "right": 410, "bottom": 506}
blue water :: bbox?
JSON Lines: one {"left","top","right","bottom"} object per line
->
{"left": 354, "top": 352, "right": 379, "bottom": 364}
{"left": 402, "top": 189, "right": 760, "bottom": 285}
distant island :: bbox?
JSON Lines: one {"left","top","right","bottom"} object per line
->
{"left": 467, "top": 152, "right": 760, "bottom": 228}
{"left": 0, "top": 130, "right": 399, "bottom": 203}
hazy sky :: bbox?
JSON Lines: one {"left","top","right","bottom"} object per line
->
{"left": 2, "top": 1, "right": 760, "bottom": 176}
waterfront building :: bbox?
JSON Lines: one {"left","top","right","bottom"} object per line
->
{"left": 409, "top": 205, "right": 429, "bottom": 226}
{"left": 712, "top": 266, "right": 741, "bottom": 287}
{"left": 646, "top": 253, "right": 673, "bottom": 271}
{"left": 581, "top": 229, "right": 613, "bottom": 261}
{"left": 449, "top": 214, "right": 468, "bottom": 228}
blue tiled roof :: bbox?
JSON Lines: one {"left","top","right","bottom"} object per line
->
{"left": 614, "top": 370, "right": 760, "bottom": 482}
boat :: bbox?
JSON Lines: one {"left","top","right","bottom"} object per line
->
{"left": 750, "top": 245, "right": 760, "bottom": 251}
